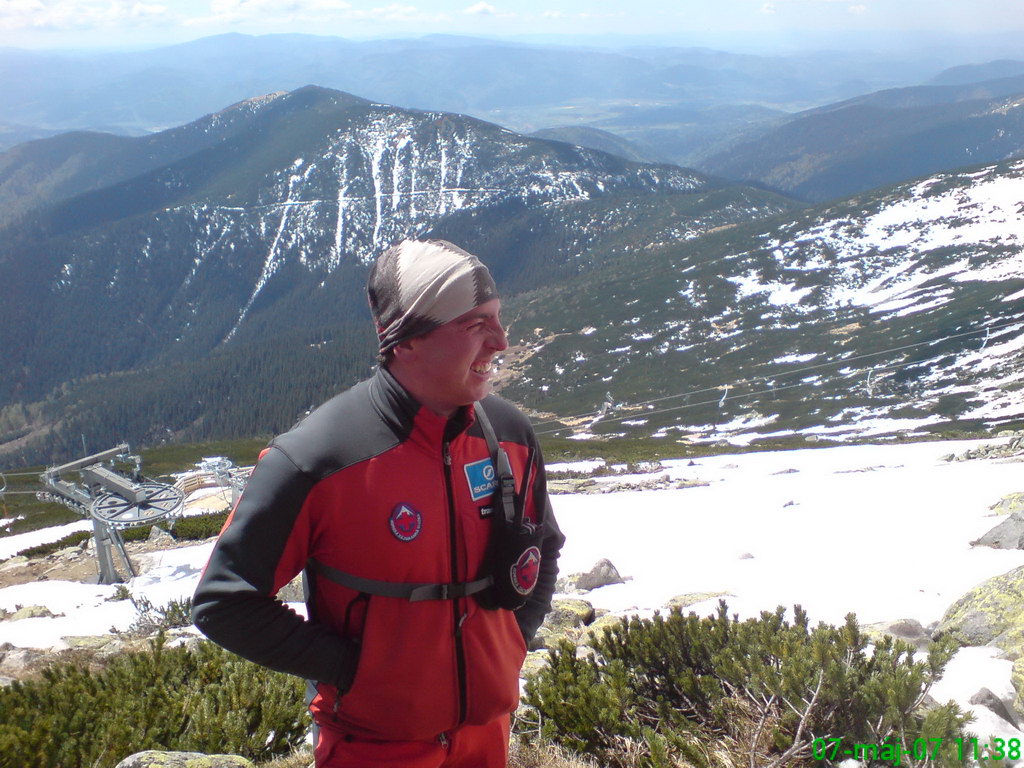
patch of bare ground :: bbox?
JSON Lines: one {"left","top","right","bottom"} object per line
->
{"left": 0, "top": 535, "right": 203, "bottom": 590}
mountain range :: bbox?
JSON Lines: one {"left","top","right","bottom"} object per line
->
{"left": 0, "top": 85, "right": 796, "bottom": 465}
{"left": 0, "top": 33, "right": 942, "bottom": 143}
{"left": 696, "top": 74, "right": 1024, "bottom": 201}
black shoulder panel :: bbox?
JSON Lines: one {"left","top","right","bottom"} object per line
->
{"left": 272, "top": 375, "right": 408, "bottom": 480}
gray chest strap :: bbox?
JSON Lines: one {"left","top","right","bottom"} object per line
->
{"left": 308, "top": 557, "right": 493, "bottom": 602}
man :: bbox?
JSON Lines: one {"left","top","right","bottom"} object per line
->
{"left": 193, "top": 239, "right": 564, "bottom": 768}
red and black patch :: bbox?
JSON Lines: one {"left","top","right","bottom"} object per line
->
{"left": 389, "top": 503, "right": 422, "bottom": 542}
{"left": 510, "top": 546, "right": 541, "bottom": 596}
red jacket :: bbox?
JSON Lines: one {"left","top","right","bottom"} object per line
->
{"left": 193, "top": 368, "right": 563, "bottom": 741}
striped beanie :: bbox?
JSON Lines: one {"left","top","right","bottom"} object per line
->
{"left": 367, "top": 239, "right": 499, "bottom": 355}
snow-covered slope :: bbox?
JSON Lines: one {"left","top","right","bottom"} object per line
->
{"left": 2, "top": 438, "right": 1023, "bottom": 740}
{"left": 502, "top": 158, "right": 1024, "bottom": 443}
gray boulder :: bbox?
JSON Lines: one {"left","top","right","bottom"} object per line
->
{"left": 277, "top": 573, "right": 305, "bottom": 603}
{"left": 969, "top": 687, "right": 1022, "bottom": 729}
{"left": 148, "top": 526, "right": 176, "bottom": 546}
{"left": 862, "top": 618, "right": 932, "bottom": 651}
{"left": 973, "top": 510, "right": 1024, "bottom": 549}
{"left": 557, "top": 558, "right": 627, "bottom": 593}
{"left": 935, "top": 565, "right": 1024, "bottom": 656}
{"left": 991, "top": 492, "right": 1024, "bottom": 516}
{"left": 667, "top": 591, "right": 730, "bottom": 610}
{"left": 10, "top": 605, "right": 59, "bottom": 621}
{"left": 114, "top": 751, "right": 255, "bottom": 768}
{"left": 531, "top": 598, "right": 596, "bottom": 651}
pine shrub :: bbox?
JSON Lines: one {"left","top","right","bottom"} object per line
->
{"left": 126, "top": 595, "right": 194, "bottom": 635}
{"left": 13, "top": 511, "right": 227, "bottom": 560}
{"left": 17, "top": 530, "right": 91, "bottom": 558}
{"left": 0, "top": 636, "right": 308, "bottom": 768}
{"left": 172, "top": 511, "right": 229, "bottom": 540}
{"left": 523, "top": 601, "right": 969, "bottom": 768}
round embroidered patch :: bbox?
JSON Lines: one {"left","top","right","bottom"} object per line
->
{"left": 389, "top": 503, "right": 423, "bottom": 542}
{"left": 510, "top": 546, "right": 541, "bottom": 595}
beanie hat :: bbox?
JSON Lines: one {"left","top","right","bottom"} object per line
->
{"left": 367, "top": 239, "right": 499, "bottom": 355}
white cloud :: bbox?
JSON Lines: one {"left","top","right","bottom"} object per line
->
{"left": 847, "top": 3, "right": 867, "bottom": 14}
{"left": 761, "top": 2, "right": 777, "bottom": 14}
{"left": 463, "top": 1, "right": 496, "bottom": 14}
{"left": 187, "top": 0, "right": 442, "bottom": 27}
{"left": 0, "top": 0, "right": 173, "bottom": 31}
{"left": 462, "top": 2, "right": 514, "bottom": 19}
{"left": 541, "top": 10, "right": 567, "bottom": 19}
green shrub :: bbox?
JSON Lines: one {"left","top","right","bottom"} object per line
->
{"left": 17, "top": 530, "right": 91, "bottom": 558}
{"left": 121, "top": 526, "right": 155, "bottom": 542}
{"left": 172, "top": 511, "right": 229, "bottom": 541}
{"left": 0, "top": 636, "right": 308, "bottom": 768}
{"left": 127, "top": 595, "right": 194, "bottom": 635}
{"left": 523, "top": 601, "right": 970, "bottom": 768}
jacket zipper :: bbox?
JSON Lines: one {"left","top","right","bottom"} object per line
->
{"left": 442, "top": 441, "right": 468, "bottom": 725}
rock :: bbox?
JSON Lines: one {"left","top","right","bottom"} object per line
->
{"left": 947, "top": 440, "right": 1024, "bottom": 462}
{"left": 148, "top": 526, "right": 175, "bottom": 546}
{"left": 277, "top": 573, "right": 305, "bottom": 603}
{"left": 114, "top": 751, "right": 256, "bottom": 768}
{"left": 992, "top": 493, "right": 1024, "bottom": 517}
{"left": 521, "top": 649, "right": 550, "bottom": 678}
{"left": 63, "top": 635, "right": 117, "bottom": 651}
{"left": 935, "top": 565, "right": 1024, "bottom": 653}
{"left": 1012, "top": 659, "right": 1024, "bottom": 719}
{"left": 54, "top": 546, "right": 81, "bottom": 559}
{"left": 530, "top": 598, "right": 596, "bottom": 650}
{"left": 570, "top": 559, "right": 626, "bottom": 592}
{"left": 10, "top": 605, "right": 59, "bottom": 621}
{"left": 862, "top": 618, "right": 932, "bottom": 651}
{"left": 738, "top": 552, "right": 755, "bottom": 560}
{"left": 970, "top": 687, "right": 1022, "bottom": 728}
{"left": 0, "top": 556, "right": 29, "bottom": 571}
{"left": 773, "top": 468, "right": 799, "bottom": 475}
{"left": 667, "top": 591, "right": 730, "bottom": 610}
{"left": 0, "top": 647, "right": 44, "bottom": 678}
{"left": 973, "top": 511, "right": 1024, "bottom": 549}
{"left": 547, "top": 478, "right": 598, "bottom": 494}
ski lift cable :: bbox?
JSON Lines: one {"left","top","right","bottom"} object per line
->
{"left": 533, "top": 353, "right": 939, "bottom": 436}
{"left": 528, "top": 315, "right": 1024, "bottom": 431}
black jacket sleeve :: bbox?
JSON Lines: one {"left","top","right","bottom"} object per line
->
{"left": 192, "top": 446, "right": 357, "bottom": 690}
{"left": 514, "top": 442, "right": 565, "bottom": 642}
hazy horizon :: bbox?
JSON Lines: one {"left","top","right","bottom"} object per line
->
{"left": 3, "top": 1, "right": 1024, "bottom": 59}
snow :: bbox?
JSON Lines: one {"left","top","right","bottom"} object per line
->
{"left": 0, "top": 519, "right": 92, "bottom": 561}
{"left": 3, "top": 438, "right": 1024, "bottom": 737}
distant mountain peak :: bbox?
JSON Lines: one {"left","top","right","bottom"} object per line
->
{"left": 213, "top": 91, "right": 287, "bottom": 118}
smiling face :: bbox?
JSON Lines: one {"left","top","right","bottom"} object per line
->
{"left": 388, "top": 298, "right": 508, "bottom": 418}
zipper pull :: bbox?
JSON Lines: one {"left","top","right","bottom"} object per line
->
{"left": 443, "top": 442, "right": 452, "bottom": 466}
{"left": 439, "top": 732, "right": 450, "bottom": 750}
{"left": 455, "top": 611, "right": 468, "bottom": 638}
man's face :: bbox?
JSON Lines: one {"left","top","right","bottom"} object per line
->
{"left": 401, "top": 298, "right": 508, "bottom": 416}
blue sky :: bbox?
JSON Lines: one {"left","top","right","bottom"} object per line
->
{"left": 2, "top": 0, "right": 1023, "bottom": 50}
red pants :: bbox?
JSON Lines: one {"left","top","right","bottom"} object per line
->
{"left": 314, "top": 715, "right": 510, "bottom": 768}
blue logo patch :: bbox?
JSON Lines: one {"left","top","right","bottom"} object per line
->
{"left": 464, "top": 457, "right": 498, "bottom": 502}
{"left": 389, "top": 503, "right": 422, "bottom": 542}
